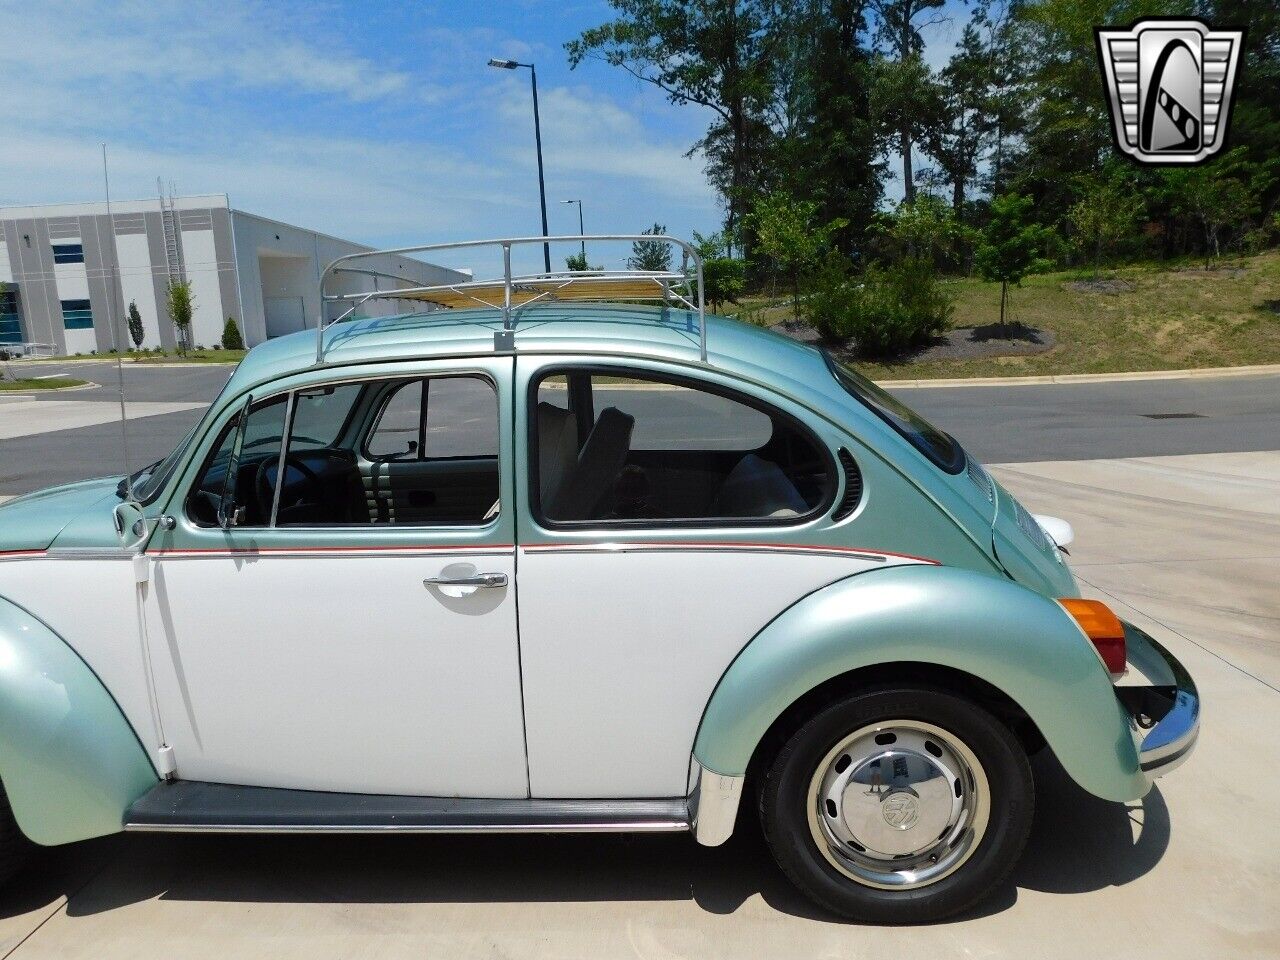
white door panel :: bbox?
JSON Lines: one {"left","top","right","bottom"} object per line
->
{"left": 517, "top": 545, "right": 911, "bottom": 798}
{"left": 148, "top": 549, "right": 527, "bottom": 797}
{"left": 0, "top": 557, "right": 159, "bottom": 756}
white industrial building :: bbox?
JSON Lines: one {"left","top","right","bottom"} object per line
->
{"left": 0, "top": 195, "right": 468, "bottom": 355}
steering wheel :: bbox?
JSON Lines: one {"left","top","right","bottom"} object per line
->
{"left": 254, "top": 454, "right": 322, "bottom": 524}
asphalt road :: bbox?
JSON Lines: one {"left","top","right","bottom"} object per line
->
{"left": 1, "top": 360, "right": 1278, "bottom": 496}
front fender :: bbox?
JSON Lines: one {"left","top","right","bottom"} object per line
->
{"left": 0, "top": 595, "right": 157, "bottom": 845}
{"left": 692, "top": 564, "right": 1147, "bottom": 803}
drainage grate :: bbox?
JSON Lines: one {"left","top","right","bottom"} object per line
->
{"left": 1142, "top": 413, "right": 1204, "bottom": 419}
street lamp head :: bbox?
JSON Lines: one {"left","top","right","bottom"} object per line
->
{"left": 487, "top": 58, "right": 520, "bottom": 69}
{"left": 561, "top": 199, "right": 579, "bottom": 205}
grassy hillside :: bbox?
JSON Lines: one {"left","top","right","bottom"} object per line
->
{"left": 744, "top": 250, "right": 1280, "bottom": 380}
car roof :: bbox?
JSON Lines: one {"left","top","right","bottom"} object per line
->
{"left": 226, "top": 303, "right": 842, "bottom": 408}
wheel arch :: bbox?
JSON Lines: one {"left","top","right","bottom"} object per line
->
{"left": 0, "top": 594, "right": 157, "bottom": 845}
{"left": 691, "top": 564, "right": 1147, "bottom": 808}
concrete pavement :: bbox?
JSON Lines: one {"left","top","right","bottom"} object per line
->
{"left": 0, "top": 448, "right": 1274, "bottom": 958}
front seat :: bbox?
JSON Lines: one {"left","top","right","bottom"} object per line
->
{"left": 547, "top": 407, "right": 635, "bottom": 521}
{"left": 537, "top": 401, "right": 579, "bottom": 511}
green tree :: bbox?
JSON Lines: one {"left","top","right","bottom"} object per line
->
{"left": 1164, "top": 151, "right": 1260, "bottom": 268}
{"left": 221, "top": 316, "right": 245, "bottom": 351}
{"left": 787, "top": 0, "right": 884, "bottom": 254}
{"left": 975, "top": 192, "right": 1052, "bottom": 335}
{"left": 869, "top": 0, "right": 946, "bottom": 202}
{"left": 165, "top": 279, "right": 194, "bottom": 356}
{"left": 1068, "top": 165, "right": 1144, "bottom": 276}
{"left": 747, "top": 190, "right": 847, "bottom": 318}
{"left": 876, "top": 194, "right": 971, "bottom": 267}
{"left": 126, "top": 299, "right": 145, "bottom": 350}
{"left": 690, "top": 231, "right": 746, "bottom": 311}
{"left": 924, "top": 20, "right": 998, "bottom": 213}
{"left": 568, "top": 1, "right": 775, "bottom": 252}
{"left": 629, "top": 223, "right": 673, "bottom": 271}
{"left": 565, "top": 252, "right": 605, "bottom": 272}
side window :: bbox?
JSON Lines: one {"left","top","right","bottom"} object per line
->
{"left": 367, "top": 380, "right": 423, "bottom": 460}
{"left": 367, "top": 376, "right": 499, "bottom": 461}
{"left": 187, "top": 395, "right": 289, "bottom": 527}
{"left": 188, "top": 376, "right": 501, "bottom": 529}
{"left": 532, "top": 370, "right": 833, "bottom": 524}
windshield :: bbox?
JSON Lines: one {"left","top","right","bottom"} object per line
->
{"left": 824, "top": 352, "right": 965, "bottom": 474}
{"left": 130, "top": 425, "right": 199, "bottom": 502}
{"left": 129, "top": 369, "right": 237, "bottom": 503}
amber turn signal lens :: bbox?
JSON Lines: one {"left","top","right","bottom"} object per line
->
{"left": 1060, "top": 598, "right": 1126, "bottom": 673}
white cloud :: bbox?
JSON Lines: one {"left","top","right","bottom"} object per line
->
{"left": 0, "top": 0, "right": 723, "bottom": 275}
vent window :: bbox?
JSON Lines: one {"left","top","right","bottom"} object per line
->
{"left": 831, "top": 448, "right": 863, "bottom": 521}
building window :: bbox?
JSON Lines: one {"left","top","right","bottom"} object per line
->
{"left": 0, "top": 289, "right": 22, "bottom": 344}
{"left": 51, "top": 243, "right": 84, "bottom": 264}
{"left": 61, "top": 299, "right": 94, "bottom": 330}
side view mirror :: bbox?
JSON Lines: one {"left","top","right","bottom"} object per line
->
{"left": 112, "top": 501, "right": 148, "bottom": 552}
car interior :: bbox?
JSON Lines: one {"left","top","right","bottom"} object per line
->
{"left": 188, "top": 377, "right": 501, "bottom": 528}
{"left": 187, "top": 370, "right": 832, "bottom": 529}
{"left": 534, "top": 372, "right": 832, "bottom": 523}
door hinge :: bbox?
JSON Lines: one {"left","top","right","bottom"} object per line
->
{"left": 132, "top": 553, "right": 150, "bottom": 585}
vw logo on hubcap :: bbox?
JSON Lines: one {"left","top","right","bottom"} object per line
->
{"left": 881, "top": 791, "right": 921, "bottom": 829}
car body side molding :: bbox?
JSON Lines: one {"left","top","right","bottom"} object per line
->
{"left": 0, "top": 595, "right": 158, "bottom": 845}
{"left": 692, "top": 564, "right": 1148, "bottom": 805}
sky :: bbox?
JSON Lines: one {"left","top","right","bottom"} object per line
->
{"left": 0, "top": 0, "right": 967, "bottom": 276}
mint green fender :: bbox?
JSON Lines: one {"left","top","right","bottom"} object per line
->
{"left": 692, "top": 564, "right": 1147, "bottom": 803}
{"left": 0, "top": 596, "right": 157, "bottom": 845}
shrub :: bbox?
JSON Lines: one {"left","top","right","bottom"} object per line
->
{"left": 222, "top": 316, "right": 245, "bottom": 351}
{"left": 803, "top": 251, "right": 857, "bottom": 341}
{"left": 807, "top": 256, "right": 952, "bottom": 356}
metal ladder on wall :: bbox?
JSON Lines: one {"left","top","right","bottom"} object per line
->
{"left": 157, "top": 180, "right": 187, "bottom": 351}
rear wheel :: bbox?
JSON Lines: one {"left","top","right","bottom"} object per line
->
{"left": 760, "top": 687, "right": 1033, "bottom": 923}
{"left": 0, "top": 786, "right": 32, "bottom": 886}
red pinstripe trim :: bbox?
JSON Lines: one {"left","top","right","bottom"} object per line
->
{"left": 521, "top": 541, "right": 940, "bottom": 564}
{"left": 0, "top": 550, "right": 46, "bottom": 558}
{"left": 150, "top": 543, "right": 514, "bottom": 556}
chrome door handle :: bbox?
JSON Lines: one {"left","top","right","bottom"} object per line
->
{"left": 423, "top": 572, "right": 508, "bottom": 589}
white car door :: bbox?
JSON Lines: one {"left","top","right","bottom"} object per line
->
{"left": 514, "top": 360, "right": 916, "bottom": 799}
{"left": 144, "top": 359, "right": 528, "bottom": 798}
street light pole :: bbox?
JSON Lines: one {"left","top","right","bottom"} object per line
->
{"left": 561, "top": 199, "right": 585, "bottom": 262}
{"left": 488, "top": 58, "right": 551, "bottom": 273}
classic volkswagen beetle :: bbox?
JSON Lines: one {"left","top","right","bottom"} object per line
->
{"left": 0, "top": 237, "right": 1198, "bottom": 922}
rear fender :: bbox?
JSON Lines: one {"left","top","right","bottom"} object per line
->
{"left": 692, "top": 564, "right": 1146, "bottom": 803}
{"left": 0, "top": 595, "right": 157, "bottom": 845}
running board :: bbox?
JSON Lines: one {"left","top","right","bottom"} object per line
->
{"left": 124, "top": 781, "right": 691, "bottom": 834}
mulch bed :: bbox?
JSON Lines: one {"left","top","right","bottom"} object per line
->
{"left": 1064, "top": 278, "right": 1135, "bottom": 294}
{"left": 769, "top": 320, "right": 1056, "bottom": 364}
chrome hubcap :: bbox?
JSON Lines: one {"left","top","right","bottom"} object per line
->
{"left": 806, "top": 720, "right": 990, "bottom": 890}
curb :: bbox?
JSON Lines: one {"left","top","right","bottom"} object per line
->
{"left": 880, "top": 363, "right": 1280, "bottom": 389}
{"left": 0, "top": 380, "right": 99, "bottom": 395}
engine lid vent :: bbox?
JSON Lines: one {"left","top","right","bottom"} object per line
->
{"left": 832, "top": 448, "right": 863, "bottom": 522}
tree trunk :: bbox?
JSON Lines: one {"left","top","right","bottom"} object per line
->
{"left": 999, "top": 280, "right": 1008, "bottom": 338}
{"left": 901, "top": 124, "right": 915, "bottom": 202}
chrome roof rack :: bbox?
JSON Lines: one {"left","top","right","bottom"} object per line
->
{"left": 316, "top": 235, "right": 706, "bottom": 365}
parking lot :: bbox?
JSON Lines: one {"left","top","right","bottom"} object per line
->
{"left": 0, "top": 363, "right": 1277, "bottom": 958}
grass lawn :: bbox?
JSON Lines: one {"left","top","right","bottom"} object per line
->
{"left": 737, "top": 250, "right": 1280, "bottom": 380}
{"left": 0, "top": 376, "right": 87, "bottom": 391}
{"left": 38, "top": 349, "right": 248, "bottom": 365}
{"left": 127, "top": 348, "right": 247, "bottom": 364}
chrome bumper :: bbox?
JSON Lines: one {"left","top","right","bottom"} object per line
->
{"left": 1118, "top": 625, "right": 1201, "bottom": 779}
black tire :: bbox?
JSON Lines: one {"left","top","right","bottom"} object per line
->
{"left": 0, "top": 785, "right": 33, "bottom": 886}
{"left": 760, "top": 687, "right": 1033, "bottom": 924}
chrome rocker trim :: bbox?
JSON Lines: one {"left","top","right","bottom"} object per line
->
{"left": 688, "top": 762, "right": 745, "bottom": 847}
